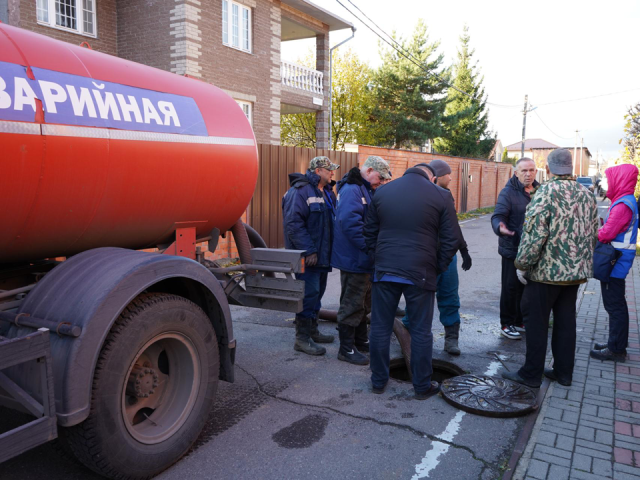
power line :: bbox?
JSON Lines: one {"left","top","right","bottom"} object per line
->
{"left": 532, "top": 110, "right": 574, "bottom": 140}
{"left": 335, "top": 0, "right": 522, "bottom": 109}
{"left": 536, "top": 88, "right": 640, "bottom": 107}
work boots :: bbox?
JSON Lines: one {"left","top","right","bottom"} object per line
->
{"left": 354, "top": 319, "right": 369, "bottom": 352}
{"left": 311, "top": 316, "right": 335, "bottom": 344}
{"left": 294, "top": 317, "right": 326, "bottom": 356}
{"left": 337, "top": 324, "right": 369, "bottom": 365}
{"left": 444, "top": 322, "right": 461, "bottom": 356}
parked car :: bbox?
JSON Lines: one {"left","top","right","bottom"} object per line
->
{"left": 576, "top": 176, "right": 596, "bottom": 194}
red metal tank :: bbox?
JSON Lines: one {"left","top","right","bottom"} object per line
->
{"left": 0, "top": 24, "right": 258, "bottom": 264}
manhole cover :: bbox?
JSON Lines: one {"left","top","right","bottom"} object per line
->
{"left": 441, "top": 374, "right": 538, "bottom": 418}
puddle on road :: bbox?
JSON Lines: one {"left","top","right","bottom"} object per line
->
{"left": 272, "top": 414, "right": 329, "bottom": 449}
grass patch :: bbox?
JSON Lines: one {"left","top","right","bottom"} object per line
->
{"left": 457, "top": 206, "right": 495, "bottom": 221}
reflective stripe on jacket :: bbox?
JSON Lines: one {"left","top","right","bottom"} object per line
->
{"left": 609, "top": 194, "right": 638, "bottom": 278}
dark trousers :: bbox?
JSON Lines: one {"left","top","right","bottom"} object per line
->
{"left": 601, "top": 278, "right": 629, "bottom": 354}
{"left": 337, "top": 272, "right": 371, "bottom": 327}
{"left": 295, "top": 270, "right": 328, "bottom": 319}
{"left": 500, "top": 257, "right": 525, "bottom": 327}
{"left": 436, "top": 253, "right": 460, "bottom": 327}
{"left": 519, "top": 280, "right": 579, "bottom": 382}
{"left": 370, "top": 282, "right": 435, "bottom": 393}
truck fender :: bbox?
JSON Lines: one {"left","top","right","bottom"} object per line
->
{"left": 6, "top": 247, "right": 234, "bottom": 427}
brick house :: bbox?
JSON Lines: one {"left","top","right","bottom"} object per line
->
{"left": 1, "top": 0, "right": 353, "bottom": 147}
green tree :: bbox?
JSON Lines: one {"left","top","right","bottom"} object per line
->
{"left": 617, "top": 102, "right": 640, "bottom": 196}
{"left": 368, "top": 20, "right": 450, "bottom": 149}
{"left": 434, "top": 25, "right": 495, "bottom": 158}
{"left": 280, "top": 49, "right": 375, "bottom": 150}
{"left": 501, "top": 148, "right": 517, "bottom": 166}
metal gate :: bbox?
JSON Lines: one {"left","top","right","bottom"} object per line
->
{"left": 459, "top": 161, "right": 470, "bottom": 214}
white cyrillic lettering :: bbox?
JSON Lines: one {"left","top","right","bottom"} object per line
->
{"left": 141, "top": 98, "right": 163, "bottom": 125}
{"left": 67, "top": 85, "right": 97, "bottom": 118}
{"left": 14, "top": 78, "right": 38, "bottom": 111}
{"left": 158, "top": 101, "right": 180, "bottom": 127}
{"left": 92, "top": 90, "right": 122, "bottom": 121}
{"left": 116, "top": 94, "right": 142, "bottom": 123}
{"left": 0, "top": 76, "right": 11, "bottom": 109}
{"left": 38, "top": 80, "right": 68, "bottom": 114}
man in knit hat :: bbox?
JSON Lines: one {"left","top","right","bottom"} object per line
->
{"left": 402, "top": 159, "right": 472, "bottom": 355}
{"left": 502, "top": 149, "right": 598, "bottom": 387}
{"left": 282, "top": 156, "right": 339, "bottom": 355}
{"left": 332, "top": 155, "right": 392, "bottom": 365}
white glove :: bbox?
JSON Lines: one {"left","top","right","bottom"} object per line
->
{"left": 516, "top": 269, "right": 528, "bottom": 285}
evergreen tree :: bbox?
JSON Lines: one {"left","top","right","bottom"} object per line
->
{"left": 369, "top": 20, "right": 449, "bottom": 149}
{"left": 434, "top": 25, "right": 495, "bottom": 158}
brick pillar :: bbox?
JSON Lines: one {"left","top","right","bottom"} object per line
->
{"left": 315, "top": 32, "right": 330, "bottom": 149}
{"left": 169, "top": 0, "right": 203, "bottom": 78}
{"left": 269, "top": 3, "right": 282, "bottom": 145}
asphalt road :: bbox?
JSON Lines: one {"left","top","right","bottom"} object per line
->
{"left": 0, "top": 214, "right": 533, "bottom": 480}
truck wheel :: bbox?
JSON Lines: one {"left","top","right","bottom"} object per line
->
{"left": 62, "top": 293, "right": 219, "bottom": 479}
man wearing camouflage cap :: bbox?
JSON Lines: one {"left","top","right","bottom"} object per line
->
{"left": 282, "top": 156, "right": 340, "bottom": 355}
{"left": 332, "top": 156, "right": 392, "bottom": 365}
{"left": 502, "top": 149, "right": 598, "bottom": 388}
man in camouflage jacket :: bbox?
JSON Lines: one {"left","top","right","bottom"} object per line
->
{"left": 502, "top": 149, "right": 599, "bottom": 388}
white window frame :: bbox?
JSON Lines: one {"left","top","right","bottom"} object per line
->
{"left": 236, "top": 100, "right": 252, "bottom": 125}
{"left": 222, "top": 0, "right": 252, "bottom": 53}
{"left": 36, "top": 0, "right": 97, "bottom": 38}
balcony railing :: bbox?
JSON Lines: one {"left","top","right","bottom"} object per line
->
{"left": 281, "top": 61, "right": 323, "bottom": 95}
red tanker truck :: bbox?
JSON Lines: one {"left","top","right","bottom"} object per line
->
{"left": 0, "top": 24, "right": 305, "bottom": 478}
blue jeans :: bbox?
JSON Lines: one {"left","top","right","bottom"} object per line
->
{"left": 295, "top": 270, "right": 328, "bottom": 319}
{"left": 370, "top": 281, "right": 435, "bottom": 393}
{"left": 401, "top": 254, "right": 459, "bottom": 328}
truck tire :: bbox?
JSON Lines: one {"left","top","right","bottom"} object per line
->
{"left": 61, "top": 293, "right": 219, "bottom": 479}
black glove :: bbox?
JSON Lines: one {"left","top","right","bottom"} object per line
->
{"left": 460, "top": 248, "right": 472, "bottom": 271}
{"left": 305, "top": 253, "right": 318, "bottom": 267}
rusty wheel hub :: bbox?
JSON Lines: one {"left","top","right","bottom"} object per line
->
{"left": 126, "top": 365, "right": 159, "bottom": 398}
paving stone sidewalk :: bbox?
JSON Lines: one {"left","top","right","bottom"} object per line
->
{"left": 515, "top": 262, "right": 640, "bottom": 480}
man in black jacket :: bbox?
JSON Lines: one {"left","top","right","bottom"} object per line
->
{"left": 364, "top": 165, "right": 458, "bottom": 399}
{"left": 491, "top": 158, "right": 539, "bottom": 340}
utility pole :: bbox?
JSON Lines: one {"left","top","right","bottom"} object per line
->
{"left": 580, "top": 137, "right": 584, "bottom": 176}
{"left": 521, "top": 94, "right": 528, "bottom": 158}
{"left": 573, "top": 130, "right": 579, "bottom": 176}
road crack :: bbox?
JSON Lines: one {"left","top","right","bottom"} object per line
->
{"left": 235, "top": 363, "right": 493, "bottom": 469}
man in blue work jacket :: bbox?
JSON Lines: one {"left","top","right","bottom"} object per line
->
{"left": 332, "top": 155, "right": 392, "bottom": 366}
{"left": 282, "top": 156, "right": 339, "bottom": 356}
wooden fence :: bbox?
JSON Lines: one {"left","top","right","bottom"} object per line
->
{"left": 248, "top": 145, "right": 359, "bottom": 249}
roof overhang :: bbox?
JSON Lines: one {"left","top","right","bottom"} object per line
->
{"left": 281, "top": 0, "right": 353, "bottom": 33}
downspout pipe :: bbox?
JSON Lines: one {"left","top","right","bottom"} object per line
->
{"left": 328, "top": 27, "right": 356, "bottom": 149}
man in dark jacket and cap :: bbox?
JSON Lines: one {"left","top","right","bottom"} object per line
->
{"left": 400, "top": 159, "right": 472, "bottom": 355}
{"left": 282, "top": 156, "right": 339, "bottom": 356}
{"left": 491, "top": 157, "right": 539, "bottom": 340}
{"left": 332, "top": 155, "right": 392, "bottom": 366}
{"left": 364, "top": 164, "right": 458, "bottom": 399}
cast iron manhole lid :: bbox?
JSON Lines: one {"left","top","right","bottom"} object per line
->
{"left": 441, "top": 374, "right": 538, "bottom": 418}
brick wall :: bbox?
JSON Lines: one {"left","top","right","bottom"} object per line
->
{"left": 116, "top": 0, "right": 174, "bottom": 71}
{"left": 358, "top": 146, "right": 514, "bottom": 213}
{"left": 10, "top": 0, "right": 117, "bottom": 55}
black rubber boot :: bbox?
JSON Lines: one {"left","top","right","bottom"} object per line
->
{"left": 294, "top": 317, "right": 326, "bottom": 356}
{"left": 444, "top": 322, "right": 461, "bottom": 356}
{"left": 311, "top": 316, "right": 335, "bottom": 344}
{"left": 354, "top": 319, "right": 369, "bottom": 352}
{"left": 337, "top": 324, "right": 369, "bottom": 365}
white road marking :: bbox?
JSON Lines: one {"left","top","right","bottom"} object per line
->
{"left": 411, "top": 361, "right": 502, "bottom": 479}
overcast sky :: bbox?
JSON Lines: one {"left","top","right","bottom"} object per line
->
{"left": 282, "top": 0, "right": 640, "bottom": 162}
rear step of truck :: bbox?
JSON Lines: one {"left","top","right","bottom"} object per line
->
{"left": 0, "top": 328, "right": 57, "bottom": 463}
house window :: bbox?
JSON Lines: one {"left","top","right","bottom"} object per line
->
{"left": 222, "top": 0, "right": 251, "bottom": 53}
{"left": 236, "top": 100, "right": 252, "bottom": 125}
{"left": 36, "top": 0, "right": 96, "bottom": 37}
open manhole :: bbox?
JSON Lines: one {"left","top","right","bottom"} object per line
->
{"left": 441, "top": 374, "right": 538, "bottom": 417}
{"left": 389, "top": 358, "right": 465, "bottom": 383}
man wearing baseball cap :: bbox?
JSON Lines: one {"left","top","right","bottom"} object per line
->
{"left": 332, "top": 156, "right": 392, "bottom": 365}
{"left": 282, "top": 156, "right": 340, "bottom": 355}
